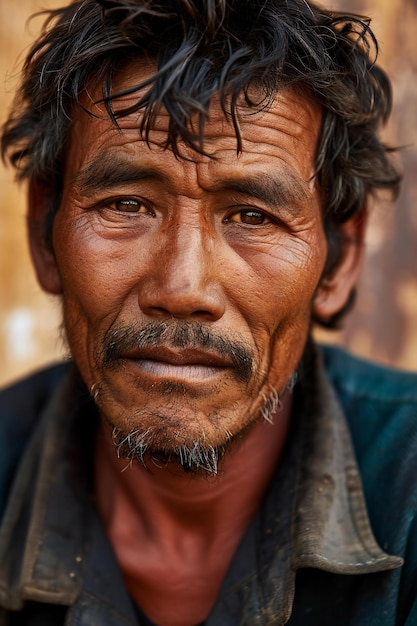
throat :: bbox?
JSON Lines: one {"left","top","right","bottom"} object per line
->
{"left": 94, "top": 393, "right": 292, "bottom": 625}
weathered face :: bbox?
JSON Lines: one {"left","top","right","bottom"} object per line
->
{"left": 31, "top": 66, "right": 347, "bottom": 467}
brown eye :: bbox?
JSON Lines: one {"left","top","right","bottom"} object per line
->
{"left": 114, "top": 199, "right": 143, "bottom": 213}
{"left": 228, "top": 209, "right": 270, "bottom": 225}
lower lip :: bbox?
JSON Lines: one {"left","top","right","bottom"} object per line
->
{"left": 129, "top": 359, "right": 225, "bottom": 382}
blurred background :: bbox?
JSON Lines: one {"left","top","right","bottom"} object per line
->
{"left": 0, "top": 0, "right": 416, "bottom": 387}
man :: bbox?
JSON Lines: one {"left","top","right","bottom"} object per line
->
{"left": 0, "top": 0, "right": 416, "bottom": 624}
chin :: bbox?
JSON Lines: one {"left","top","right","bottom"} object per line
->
{"left": 109, "top": 417, "right": 239, "bottom": 476}
{"left": 97, "top": 391, "right": 261, "bottom": 475}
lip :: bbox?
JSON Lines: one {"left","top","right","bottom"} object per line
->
{"left": 123, "top": 347, "right": 232, "bottom": 382}
{"left": 124, "top": 346, "right": 232, "bottom": 367}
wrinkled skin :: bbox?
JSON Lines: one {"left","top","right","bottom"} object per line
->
{"left": 29, "top": 66, "right": 363, "bottom": 463}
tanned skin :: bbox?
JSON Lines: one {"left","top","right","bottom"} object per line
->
{"left": 28, "top": 63, "right": 365, "bottom": 626}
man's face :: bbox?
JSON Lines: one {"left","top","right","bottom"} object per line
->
{"left": 41, "top": 68, "right": 329, "bottom": 466}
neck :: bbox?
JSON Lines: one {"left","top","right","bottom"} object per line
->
{"left": 95, "top": 390, "right": 292, "bottom": 526}
{"left": 94, "top": 391, "right": 292, "bottom": 626}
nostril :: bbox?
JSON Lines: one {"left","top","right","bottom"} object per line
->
{"left": 139, "top": 296, "right": 225, "bottom": 321}
{"left": 149, "top": 308, "right": 217, "bottom": 320}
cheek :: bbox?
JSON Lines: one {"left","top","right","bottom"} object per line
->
{"left": 53, "top": 216, "right": 132, "bottom": 321}
{"left": 238, "top": 234, "right": 326, "bottom": 323}
{"left": 239, "top": 234, "right": 326, "bottom": 384}
{"left": 52, "top": 216, "right": 140, "bottom": 382}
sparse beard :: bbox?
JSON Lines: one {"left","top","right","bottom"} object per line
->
{"left": 111, "top": 425, "right": 228, "bottom": 475}
{"left": 82, "top": 318, "right": 300, "bottom": 476}
{"left": 109, "top": 376, "right": 298, "bottom": 476}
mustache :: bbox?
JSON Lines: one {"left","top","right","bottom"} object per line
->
{"left": 98, "top": 320, "right": 255, "bottom": 383}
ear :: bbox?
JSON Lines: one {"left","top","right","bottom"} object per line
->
{"left": 312, "top": 213, "right": 366, "bottom": 321}
{"left": 28, "top": 179, "right": 62, "bottom": 294}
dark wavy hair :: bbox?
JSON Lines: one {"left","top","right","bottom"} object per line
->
{"left": 1, "top": 0, "right": 400, "bottom": 327}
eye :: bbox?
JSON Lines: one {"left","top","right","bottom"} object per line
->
{"left": 226, "top": 209, "right": 271, "bottom": 226}
{"left": 112, "top": 199, "right": 151, "bottom": 214}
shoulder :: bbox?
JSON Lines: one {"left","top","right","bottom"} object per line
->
{"left": 321, "top": 345, "right": 417, "bottom": 560}
{"left": 321, "top": 344, "right": 417, "bottom": 407}
{"left": 321, "top": 344, "right": 417, "bottom": 472}
{"left": 0, "top": 363, "right": 70, "bottom": 518}
{"left": 0, "top": 363, "right": 71, "bottom": 442}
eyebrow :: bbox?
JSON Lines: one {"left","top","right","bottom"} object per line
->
{"left": 72, "top": 153, "right": 169, "bottom": 194}
{"left": 72, "top": 152, "right": 313, "bottom": 213}
{"left": 212, "top": 172, "right": 311, "bottom": 212}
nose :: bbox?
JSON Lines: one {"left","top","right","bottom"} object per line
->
{"left": 138, "top": 220, "right": 226, "bottom": 321}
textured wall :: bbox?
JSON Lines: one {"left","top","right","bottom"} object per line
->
{"left": 0, "top": 1, "right": 64, "bottom": 387}
{"left": 317, "top": 0, "right": 417, "bottom": 370}
{"left": 0, "top": 0, "right": 416, "bottom": 387}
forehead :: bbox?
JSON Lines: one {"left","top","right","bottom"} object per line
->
{"left": 66, "top": 63, "right": 322, "bottom": 190}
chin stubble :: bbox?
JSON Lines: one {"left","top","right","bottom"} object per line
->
{"left": 110, "top": 375, "right": 298, "bottom": 476}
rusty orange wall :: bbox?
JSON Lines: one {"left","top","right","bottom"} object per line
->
{"left": 0, "top": 1, "right": 65, "bottom": 387}
{"left": 316, "top": 0, "right": 417, "bottom": 371}
{"left": 0, "top": 0, "right": 416, "bottom": 387}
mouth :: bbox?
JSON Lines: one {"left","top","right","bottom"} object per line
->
{"left": 123, "top": 347, "right": 232, "bottom": 383}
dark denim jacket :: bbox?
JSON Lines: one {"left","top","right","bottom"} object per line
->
{"left": 0, "top": 345, "right": 416, "bottom": 625}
